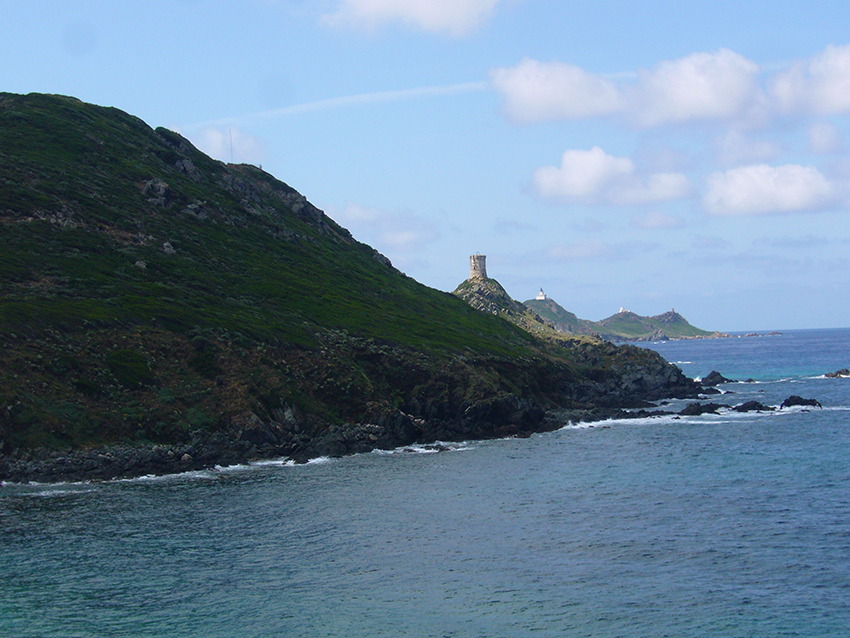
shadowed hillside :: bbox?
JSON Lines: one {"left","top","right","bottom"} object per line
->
{"left": 0, "top": 93, "right": 701, "bottom": 481}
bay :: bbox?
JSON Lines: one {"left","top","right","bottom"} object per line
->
{"left": 2, "top": 329, "right": 850, "bottom": 637}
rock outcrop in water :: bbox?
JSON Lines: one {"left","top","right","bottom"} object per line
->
{"left": 702, "top": 371, "right": 735, "bottom": 386}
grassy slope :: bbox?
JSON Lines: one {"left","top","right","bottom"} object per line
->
{"left": 0, "top": 93, "right": 549, "bottom": 450}
{"left": 0, "top": 93, "right": 529, "bottom": 355}
{"left": 594, "top": 310, "right": 714, "bottom": 340}
{"left": 524, "top": 296, "right": 713, "bottom": 341}
{"left": 0, "top": 93, "right": 694, "bottom": 455}
{"left": 523, "top": 298, "right": 597, "bottom": 337}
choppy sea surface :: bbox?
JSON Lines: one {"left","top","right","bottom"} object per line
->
{"left": 2, "top": 328, "right": 850, "bottom": 637}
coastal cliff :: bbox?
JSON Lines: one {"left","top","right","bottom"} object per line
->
{"left": 0, "top": 93, "right": 701, "bottom": 482}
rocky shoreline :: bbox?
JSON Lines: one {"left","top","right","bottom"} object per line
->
{"left": 0, "top": 389, "right": 824, "bottom": 484}
{"left": 0, "top": 404, "right": 629, "bottom": 484}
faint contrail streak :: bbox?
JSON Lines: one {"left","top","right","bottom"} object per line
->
{"left": 184, "top": 81, "right": 489, "bottom": 130}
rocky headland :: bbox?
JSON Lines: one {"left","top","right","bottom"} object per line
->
{"left": 0, "top": 93, "right": 709, "bottom": 483}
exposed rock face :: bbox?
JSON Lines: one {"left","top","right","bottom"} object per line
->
{"left": 672, "top": 396, "right": 822, "bottom": 417}
{"left": 826, "top": 368, "right": 850, "bottom": 378}
{"left": 702, "top": 370, "right": 734, "bottom": 386}
{"left": 142, "top": 178, "right": 171, "bottom": 206}
{"left": 452, "top": 277, "right": 528, "bottom": 318}
{"left": 781, "top": 395, "right": 822, "bottom": 409}
{"left": 679, "top": 402, "right": 724, "bottom": 416}
{"left": 451, "top": 275, "right": 570, "bottom": 340}
{"left": 733, "top": 401, "right": 774, "bottom": 412}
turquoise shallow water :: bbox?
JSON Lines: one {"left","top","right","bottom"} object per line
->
{"left": 2, "top": 329, "right": 850, "bottom": 637}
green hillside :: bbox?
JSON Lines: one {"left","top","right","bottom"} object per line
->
{"left": 524, "top": 295, "right": 717, "bottom": 342}
{"left": 0, "top": 93, "right": 700, "bottom": 478}
{"left": 523, "top": 298, "right": 598, "bottom": 337}
{"left": 594, "top": 310, "right": 716, "bottom": 341}
{"left": 0, "top": 93, "right": 527, "bottom": 355}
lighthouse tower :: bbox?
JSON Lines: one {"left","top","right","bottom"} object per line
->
{"left": 469, "top": 254, "right": 487, "bottom": 280}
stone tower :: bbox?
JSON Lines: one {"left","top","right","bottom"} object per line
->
{"left": 469, "top": 254, "right": 487, "bottom": 280}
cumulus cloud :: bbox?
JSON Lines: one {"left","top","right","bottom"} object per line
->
{"left": 489, "top": 58, "right": 625, "bottom": 124}
{"left": 191, "top": 127, "right": 267, "bottom": 165}
{"left": 772, "top": 44, "right": 850, "bottom": 115}
{"left": 634, "top": 49, "right": 763, "bottom": 126}
{"left": 531, "top": 147, "right": 692, "bottom": 206}
{"left": 329, "top": 202, "right": 440, "bottom": 252}
{"left": 703, "top": 164, "right": 839, "bottom": 216}
{"left": 322, "top": 0, "right": 502, "bottom": 36}
{"left": 490, "top": 49, "right": 763, "bottom": 127}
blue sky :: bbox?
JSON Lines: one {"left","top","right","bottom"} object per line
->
{"left": 5, "top": 0, "right": 850, "bottom": 331}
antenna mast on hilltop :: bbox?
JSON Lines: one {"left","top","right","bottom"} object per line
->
{"left": 229, "top": 129, "right": 233, "bottom": 164}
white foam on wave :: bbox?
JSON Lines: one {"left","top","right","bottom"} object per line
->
{"left": 113, "top": 456, "right": 306, "bottom": 484}
{"left": 557, "top": 400, "right": 831, "bottom": 431}
{"left": 305, "top": 455, "right": 334, "bottom": 465}
{"left": 372, "top": 441, "right": 474, "bottom": 456}
{"left": 114, "top": 468, "right": 224, "bottom": 484}
{"left": 233, "top": 457, "right": 296, "bottom": 470}
{"left": 3, "top": 477, "right": 95, "bottom": 491}
{"left": 24, "top": 486, "right": 97, "bottom": 497}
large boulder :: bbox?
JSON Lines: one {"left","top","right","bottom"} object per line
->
{"left": 733, "top": 401, "right": 774, "bottom": 412}
{"left": 781, "top": 396, "right": 822, "bottom": 409}
{"left": 679, "top": 402, "right": 724, "bottom": 416}
{"left": 702, "top": 370, "right": 734, "bottom": 386}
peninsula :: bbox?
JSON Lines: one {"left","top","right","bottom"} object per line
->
{"left": 0, "top": 93, "right": 702, "bottom": 482}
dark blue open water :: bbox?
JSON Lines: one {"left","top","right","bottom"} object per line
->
{"left": 2, "top": 329, "right": 850, "bottom": 637}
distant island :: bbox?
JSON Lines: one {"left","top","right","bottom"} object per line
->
{"left": 524, "top": 295, "right": 728, "bottom": 342}
{"left": 453, "top": 258, "right": 726, "bottom": 343}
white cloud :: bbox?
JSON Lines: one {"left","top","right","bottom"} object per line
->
{"left": 191, "top": 127, "right": 267, "bottom": 165}
{"left": 634, "top": 49, "right": 763, "bottom": 126}
{"left": 490, "top": 49, "right": 762, "bottom": 127}
{"left": 808, "top": 121, "right": 845, "bottom": 154}
{"left": 531, "top": 147, "right": 692, "bottom": 206}
{"left": 328, "top": 202, "right": 440, "bottom": 252}
{"left": 489, "top": 58, "right": 625, "bottom": 124}
{"left": 703, "top": 164, "right": 839, "bottom": 216}
{"left": 322, "top": 0, "right": 501, "bottom": 36}
{"left": 772, "top": 44, "right": 850, "bottom": 115}
{"left": 533, "top": 147, "right": 631, "bottom": 200}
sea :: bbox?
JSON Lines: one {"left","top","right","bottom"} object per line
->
{"left": 2, "top": 328, "right": 850, "bottom": 637}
